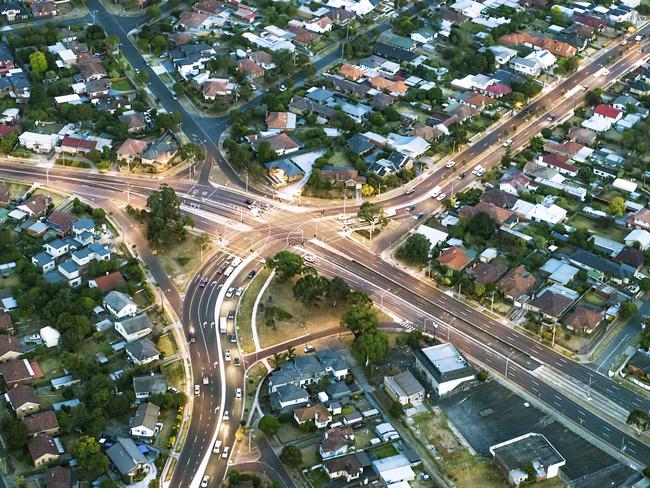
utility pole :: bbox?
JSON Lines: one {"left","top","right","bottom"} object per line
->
{"left": 586, "top": 374, "right": 592, "bottom": 399}
{"left": 505, "top": 351, "right": 515, "bottom": 378}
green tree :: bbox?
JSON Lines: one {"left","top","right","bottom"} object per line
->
{"left": 640, "top": 277, "right": 650, "bottom": 292}
{"left": 620, "top": 301, "right": 638, "bottom": 319}
{"left": 0, "top": 131, "right": 18, "bottom": 153}
{"left": 626, "top": 410, "right": 650, "bottom": 433}
{"left": 256, "top": 140, "right": 278, "bottom": 163}
{"left": 397, "top": 233, "right": 431, "bottom": 264}
{"left": 608, "top": 196, "right": 626, "bottom": 217}
{"left": 341, "top": 305, "right": 378, "bottom": 339}
{"left": 293, "top": 274, "right": 327, "bottom": 307}
{"left": 389, "top": 400, "right": 404, "bottom": 417}
{"left": 155, "top": 111, "right": 182, "bottom": 130}
{"left": 280, "top": 445, "right": 303, "bottom": 468}
{"left": 75, "top": 436, "right": 109, "bottom": 479}
{"left": 29, "top": 51, "right": 48, "bottom": 74}
{"left": 348, "top": 291, "right": 373, "bottom": 308}
{"left": 2, "top": 417, "right": 27, "bottom": 450}
{"left": 178, "top": 143, "right": 204, "bottom": 163}
{"left": 326, "top": 276, "right": 350, "bottom": 306}
{"left": 357, "top": 201, "right": 385, "bottom": 238}
{"left": 145, "top": 184, "right": 194, "bottom": 248}
{"left": 353, "top": 328, "right": 389, "bottom": 364}
{"left": 258, "top": 415, "right": 280, "bottom": 436}
{"left": 269, "top": 250, "right": 303, "bottom": 281}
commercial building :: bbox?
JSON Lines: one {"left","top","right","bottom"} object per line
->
{"left": 414, "top": 343, "right": 475, "bottom": 396}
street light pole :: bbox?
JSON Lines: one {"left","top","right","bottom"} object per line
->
{"left": 505, "top": 351, "right": 515, "bottom": 378}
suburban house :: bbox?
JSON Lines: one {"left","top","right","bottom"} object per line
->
{"left": 293, "top": 403, "right": 332, "bottom": 428}
{"left": 372, "top": 453, "right": 416, "bottom": 484}
{"left": 0, "top": 358, "right": 37, "bottom": 386}
{"left": 563, "top": 305, "right": 604, "bottom": 334}
{"left": 528, "top": 285, "right": 578, "bottom": 321}
{"left": 125, "top": 338, "right": 160, "bottom": 364}
{"left": 320, "top": 426, "right": 354, "bottom": 459}
{"left": 414, "top": 343, "right": 476, "bottom": 396}
{"left": 18, "top": 132, "right": 58, "bottom": 153}
{"left": 89, "top": 271, "right": 126, "bottom": 292}
{"left": 141, "top": 134, "right": 179, "bottom": 166}
{"left": 130, "top": 402, "right": 160, "bottom": 439}
{"left": 624, "top": 229, "right": 650, "bottom": 251}
{"left": 106, "top": 437, "right": 149, "bottom": 481}
{"left": 23, "top": 410, "right": 59, "bottom": 437}
{"left": 384, "top": 370, "right": 425, "bottom": 405}
{"left": 437, "top": 246, "right": 474, "bottom": 272}
{"left": 490, "top": 433, "right": 565, "bottom": 486}
{"left": 104, "top": 291, "right": 138, "bottom": 318}
{"left": 27, "top": 434, "right": 60, "bottom": 467}
{"left": 133, "top": 373, "right": 167, "bottom": 399}
{"left": 0, "top": 334, "right": 22, "bottom": 362}
{"left": 5, "top": 384, "right": 40, "bottom": 418}
{"left": 266, "top": 111, "right": 297, "bottom": 133}
{"left": 17, "top": 194, "right": 49, "bottom": 218}
{"left": 117, "top": 138, "right": 149, "bottom": 163}
{"left": 323, "top": 453, "right": 367, "bottom": 482}
{"left": 270, "top": 384, "right": 309, "bottom": 411}
{"left": 498, "top": 266, "right": 536, "bottom": 301}
{"left": 115, "top": 314, "right": 152, "bottom": 343}
{"left": 628, "top": 207, "right": 650, "bottom": 231}
{"left": 43, "top": 466, "right": 74, "bottom": 488}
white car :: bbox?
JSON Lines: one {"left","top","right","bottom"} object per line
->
{"left": 445, "top": 160, "right": 456, "bottom": 168}
{"left": 436, "top": 193, "right": 446, "bottom": 201}
{"left": 201, "top": 476, "right": 209, "bottom": 487}
{"left": 304, "top": 344, "right": 315, "bottom": 353}
{"left": 304, "top": 254, "right": 316, "bottom": 263}
{"left": 502, "top": 139, "right": 512, "bottom": 147}
{"left": 213, "top": 440, "right": 222, "bottom": 454}
{"left": 235, "top": 287, "right": 244, "bottom": 297}
{"left": 221, "top": 446, "right": 230, "bottom": 459}
{"left": 404, "top": 188, "right": 415, "bottom": 195}
{"left": 223, "top": 410, "right": 230, "bottom": 421}
{"left": 194, "top": 384, "right": 201, "bottom": 395}
{"left": 225, "top": 287, "right": 235, "bottom": 298}
{"left": 224, "top": 350, "right": 231, "bottom": 361}
{"left": 235, "top": 387, "right": 242, "bottom": 399}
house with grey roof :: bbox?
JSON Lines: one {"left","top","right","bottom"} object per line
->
{"left": 326, "top": 381, "right": 351, "bottom": 400}
{"left": 104, "top": 290, "right": 138, "bottom": 319}
{"left": 31, "top": 252, "right": 55, "bottom": 273}
{"left": 316, "top": 349, "right": 349, "bottom": 380}
{"left": 384, "top": 370, "right": 424, "bottom": 405}
{"left": 115, "top": 314, "right": 152, "bottom": 343}
{"left": 130, "top": 402, "right": 160, "bottom": 439}
{"left": 133, "top": 373, "right": 167, "bottom": 399}
{"left": 270, "top": 384, "right": 309, "bottom": 411}
{"left": 106, "top": 437, "right": 150, "bottom": 480}
{"left": 125, "top": 338, "right": 160, "bottom": 365}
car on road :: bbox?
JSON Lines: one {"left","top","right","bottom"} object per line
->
{"left": 225, "top": 287, "right": 235, "bottom": 298}
{"left": 227, "top": 310, "right": 235, "bottom": 320}
{"left": 203, "top": 376, "right": 209, "bottom": 385}
{"left": 458, "top": 172, "right": 466, "bottom": 179}
{"left": 502, "top": 139, "right": 512, "bottom": 147}
{"left": 404, "top": 188, "right": 415, "bottom": 195}
{"left": 172, "top": 94, "right": 178, "bottom": 100}
{"left": 405, "top": 204, "right": 416, "bottom": 212}
{"left": 224, "top": 350, "right": 231, "bottom": 361}
{"left": 199, "top": 277, "right": 208, "bottom": 287}
{"left": 445, "top": 160, "right": 456, "bottom": 168}
{"left": 201, "top": 476, "right": 210, "bottom": 487}
{"left": 194, "top": 384, "right": 200, "bottom": 395}
{"left": 223, "top": 410, "right": 229, "bottom": 421}
{"left": 234, "top": 357, "right": 241, "bottom": 367}
{"left": 188, "top": 333, "right": 195, "bottom": 344}
{"left": 230, "top": 334, "right": 237, "bottom": 344}
{"left": 304, "top": 254, "right": 316, "bottom": 263}
{"left": 168, "top": 387, "right": 179, "bottom": 394}
{"left": 436, "top": 193, "right": 446, "bottom": 201}
{"left": 221, "top": 446, "right": 230, "bottom": 459}
{"left": 304, "top": 344, "right": 315, "bottom": 353}
{"left": 244, "top": 198, "right": 253, "bottom": 206}
{"left": 235, "top": 388, "right": 242, "bottom": 398}
{"left": 218, "top": 265, "right": 227, "bottom": 274}
{"left": 235, "top": 287, "right": 244, "bottom": 297}
{"left": 213, "top": 440, "right": 222, "bottom": 454}
{"left": 247, "top": 270, "right": 256, "bottom": 279}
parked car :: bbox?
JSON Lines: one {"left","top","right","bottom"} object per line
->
{"left": 221, "top": 446, "right": 230, "bottom": 459}
{"left": 194, "top": 384, "right": 200, "bottom": 395}
{"left": 235, "top": 287, "right": 244, "bottom": 297}
{"left": 230, "top": 334, "right": 237, "bottom": 344}
{"left": 234, "top": 357, "right": 241, "bottom": 367}
{"left": 304, "top": 344, "right": 315, "bottom": 353}
{"left": 227, "top": 310, "right": 235, "bottom": 320}
{"left": 225, "top": 287, "right": 235, "bottom": 298}
{"left": 247, "top": 270, "right": 257, "bottom": 279}
{"left": 212, "top": 440, "right": 222, "bottom": 454}
{"left": 201, "top": 476, "right": 209, "bottom": 487}
{"left": 235, "top": 388, "right": 242, "bottom": 399}
{"left": 223, "top": 411, "right": 230, "bottom": 421}
{"left": 224, "top": 350, "right": 231, "bottom": 361}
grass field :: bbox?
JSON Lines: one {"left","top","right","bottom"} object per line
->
{"left": 157, "top": 333, "right": 177, "bottom": 358}
{"left": 111, "top": 79, "right": 132, "bottom": 91}
{"left": 256, "top": 278, "right": 346, "bottom": 349}
{"left": 161, "top": 360, "right": 185, "bottom": 390}
{"left": 568, "top": 214, "right": 627, "bottom": 242}
{"left": 158, "top": 233, "right": 215, "bottom": 292}
{"left": 372, "top": 443, "right": 399, "bottom": 459}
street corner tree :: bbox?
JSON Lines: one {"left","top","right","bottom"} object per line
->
{"left": 179, "top": 143, "right": 205, "bottom": 163}
{"left": 258, "top": 414, "right": 280, "bottom": 436}
{"left": 341, "top": 304, "right": 378, "bottom": 339}
{"left": 145, "top": 184, "right": 194, "bottom": 248}
{"left": 280, "top": 445, "right": 303, "bottom": 468}
{"left": 353, "top": 327, "right": 389, "bottom": 365}
{"left": 269, "top": 250, "right": 303, "bottom": 281}
{"left": 327, "top": 276, "right": 350, "bottom": 306}
{"left": 626, "top": 410, "right": 650, "bottom": 434}
{"left": 293, "top": 273, "right": 328, "bottom": 307}
{"left": 396, "top": 233, "right": 431, "bottom": 265}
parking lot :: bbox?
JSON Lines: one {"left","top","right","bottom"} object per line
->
{"left": 440, "top": 382, "right": 639, "bottom": 487}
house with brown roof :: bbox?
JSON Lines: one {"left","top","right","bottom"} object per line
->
{"left": 287, "top": 25, "right": 320, "bottom": 46}
{"left": 45, "top": 210, "right": 76, "bottom": 237}
{"left": 293, "top": 403, "right": 332, "bottom": 429}
{"left": 0, "top": 334, "right": 22, "bottom": 362}
{"left": 567, "top": 127, "right": 597, "bottom": 146}
{"left": 248, "top": 51, "right": 275, "bottom": 70}
{"left": 470, "top": 262, "right": 508, "bottom": 285}
{"left": 528, "top": 286, "right": 577, "bottom": 321}
{"left": 0, "top": 358, "right": 36, "bottom": 385}
{"left": 17, "top": 194, "right": 49, "bottom": 218}
{"left": 89, "top": 271, "right": 126, "bottom": 292}
{"left": 320, "top": 426, "right": 354, "bottom": 458}
{"left": 27, "top": 434, "right": 59, "bottom": 467}
{"left": 43, "top": 466, "right": 73, "bottom": 488}
{"left": 119, "top": 113, "right": 147, "bottom": 134}
{"left": 482, "top": 188, "right": 521, "bottom": 209}
{"left": 411, "top": 124, "right": 444, "bottom": 141}
{"left": 117, "top": 138, "right": 149, "bottom": 163}
{"left": 563, "top": 305, "right": 604, "bottom": 334}
{"left": 338, "top": 63, "right": 363, "bottom": 82}
{"left": 193, "top": 0, "right": 223, "bottom": 15}
{"left": 323, "top": 453, "right": 364, "bottom": 482}
{"left": 459, "top": 201, "right": 518, "bottom": 227}
{"left": 0, "top": 311, "right": 13, "bottom": 333}
{"left": 266, "top": 112, "right": 297, "bottom": 133}
{"left": 628, "top": 207, "right": 650, "bottom": 231}
{"left": 59, "top": 136, "right": 98, "bottom": 155}
{"left": 462, "top": 93, "right": 497, "bottom": 110}
{"left": 238, "top": 59, "right": 264, "bottom": 79}
{"left": 23, "top": 410, "right": 60, "bottom": 436}
{"left": 437, "top": 246, "right": 474, "bottom": 272}
{"left": 248, "top": 133, "right": 301, "bottom": 156}
{"left": 498, "top": 266, "right": 536, "bottom": 301}
{"left": 5, "top": 384, "right": 40, "bottom": 418}
{"left": 319, "top": 166, "right": 366, "bottom": 188}
{"left": 0, "top": 181, "right": 10, "bottom": 207}
{"left": 498, "top": 32, "right": 577, "bottom": 58}
{"left": 77, "top": 55, "right": 106, "bottom": 81}
{"left": 615, "top": 247, "right": 645, "bottom": 270}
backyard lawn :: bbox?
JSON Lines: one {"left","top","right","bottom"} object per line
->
{"left": 567, "top": 214, "right": 627, "bottom": 242}
{"left": 111, "top": 79, "right": 132, "bottom": 91}
{"left": 372, "top": 443, "right": 399, "bottom": 459}
{"left": 157, "top": 333, "right": 177, "bottom": 358}
{"left": 161, "top": 360, "right": 185, "bottom": 390}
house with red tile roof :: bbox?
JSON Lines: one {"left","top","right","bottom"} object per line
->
{"left": 563, "top": 305, "right": 604, "bottom": 334}
{"left": 535, "top": 153, "right": 578, "bottom": 177}
{"left": 593, "top": 104, "right": 622, "bottom": 122}
{"left": 0, "top": 358, "right": 37, "bottom": 385}
{"left": 23, "top": 410, "right": 60, "bottom": 436}
{"left": 0, "top": 335, "right": 22, "bottom": 362}
{"left": 238, "top": 59, "right": 264, "bottom": 79}
{"left": 27, "top": 434, "right": 59, "bottom": 467}
{"left": 6, "top": 384, "right": 40, "bottom": 418}
{"left": 89, "top": 271, "right": 127, "bottom": 292}
{"left": 485, "top": 83, "right": 512, "bottom": 98}
{"left": 338, "top": 63, "right": 364, "bottom": 82}
{"left": 498, "top": 266, "right": 536, "bottom": 301}
{"left": 437, "top": 246, "right": 474, "bottom": 272}
{"left": 59, "top": 136, "right": 97, "bottom": 154}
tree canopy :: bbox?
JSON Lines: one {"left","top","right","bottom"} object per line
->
{"left": 145, "top": 184, "right": 194, "bottom": 248}
{"left": 269, "top": 250, "right": 303, "bottom": 281}
{"left": 396, "top": 233, "right": 431, "bottom": 264}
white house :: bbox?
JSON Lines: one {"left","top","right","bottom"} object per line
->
{"left": 384, "top": 370, "right": 424, "bottom": 405}
{"left": 488, "top": 45, "right": 517, "bottom": 65}
{"left": 386, "top": 133, "right": 430, "bottom": 157}
{"left": 18, "top": 132, "right": 58, "bottom": 153}
{"left": 414, "top": 225, "right": 448, "bottom": 250}
{"left": 115, "top": 314, "right": 152, "bottom": 343}
{"left": 125, "top": 338, "right": 160, "bottom": 365}
{"left": 44, "top": 240, "right": 69, "bottom": 258}
{"left": 512, "top": 199, "right": 567, "bottom": 225}
{"left": 509, "top": 56, "right": 541, "bottom": 77}
{"left": 625, "top": 229, "right": 650, "bottom": 251}
{"left": 414, "top": 343, "right": 476, "bottom": 396}
{"left": 40, "top": 326, "right": 60, "bottom": 348}
{"left": 58, "top": 259, "right": 81, "bottom": 287}
{"left": 526, "top": 50, "right": 556, "bottom": 70}
{"left": 129, "top": 402, "right": 160, "bottom": 439}
{"left": 104, "top": 291, "right": 138, "bottom": 319}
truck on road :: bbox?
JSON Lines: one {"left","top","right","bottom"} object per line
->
{"left": 219, "top": 317, "right": 227, "bottom": 334}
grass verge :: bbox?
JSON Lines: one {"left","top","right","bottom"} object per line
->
{"left": 237, "top": 268, "right": 271, "bottom": 354}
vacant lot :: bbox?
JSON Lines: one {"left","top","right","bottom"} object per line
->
{"left": 158, "top": 233, "right": 214, "bottom": 292}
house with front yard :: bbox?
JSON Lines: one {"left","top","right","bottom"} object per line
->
{"left": 133, "top": 373, "right": 167, "bottom": 399}
{"left": 141, "top": 134, "right": 179, "bottom": 166}
{"left": 624, "top": 349, "right": 650, "bottom": 386}
{"left": 437, "top": 246, "right": 474, "bottom": 272}
{"left": 125, "top": 338, "right": 160, "bottom": 364}
{"left": 372, "top": 453, "right": 416, "bottom": 484}
{"left": 270, "top": 384, "right": 309, "bottom": 411}
{"left": 528, "top": 285, "right": 578, "bottom": 321}
{"left": 0, "top": 334, "right": 22, "bottom": 362}
{"left": 568, "top": 249, "right": 636, "bottom": 284}
{"left": 628, "top": 207, "right": 650, "bottom": 231}
{"left": 23, "top": 410, "right": 59, "bottom": 437}
{"left": 18, "top": 194, "right": 49, "bottom": 218}
{"left": 115, "top": 314, "right": 152, "bottom": 343}
{"left": 117, "top": 138, "right": 149, "bottom": 163}
{"left": 414, "top": 343, "right": 476, "bottom": 396}
{"left": 498, "top": 266, "right": 536, "bottom": 301}
{"left": 384, "top": 370, "right": 425, "bottom": 405}
{"left": 323, "top": 452, "right": 367, "bottom": 482}
{"left": 0, "top": 358, "right": 36, "bottom": 386}
{"left": 106, "top": 437, "right": 149, "bottom": 481}
{"left": 89, "top": 271, "right": 126, "bottom": 292}
{"left": 315, "top": 349, "right": 348, "bottom": 380}
{"left": 563, "top": 305, "right": 604, "bottom": 334}
{"left": 130, "top": 402, "right": 160, "bottom": 439}
{"left": 293, "top": 403, "right": 332, "bottom": 428}
{"left": 27, "top": 434, "right": 59, "bottom": 467}
{"left": 18, "top": 132, "right": 58, "bottom": 153}
{"left": 5, "top": 384, "right": 40, "bottom": 418}
{"left": 104, "top": 291, "right": 138, "bottom": 319}
{"left": 320, "top": 426, "right": 354, "bottom": 459}
{"left": 624, "top": 229, "right": 650, "bottom": 251}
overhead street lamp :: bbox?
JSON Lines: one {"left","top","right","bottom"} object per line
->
{"left": 505, "top": 351, "right": 516, "bottom": 379}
